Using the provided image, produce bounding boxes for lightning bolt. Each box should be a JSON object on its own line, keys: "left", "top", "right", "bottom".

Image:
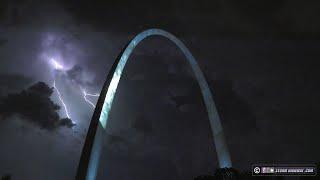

{"left": 50, "top": 58, "right": 71, "bottom": 119}
{"left": 53, "top": 79, "right": 71, "bottom": 119}
{"left": 50, "top": 58, "right": 98, "bottom": 112}
{"left": 81, "top": 87, "right": 99, "bottom": 108}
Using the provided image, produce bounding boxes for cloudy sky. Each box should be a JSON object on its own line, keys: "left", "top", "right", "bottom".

{"left": 0, "top": 0, "right": 320, "bottom": 179}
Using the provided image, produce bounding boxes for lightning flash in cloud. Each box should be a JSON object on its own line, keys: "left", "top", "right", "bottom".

{"left": 50, "top": 58, "right": 65, "bottom": 70}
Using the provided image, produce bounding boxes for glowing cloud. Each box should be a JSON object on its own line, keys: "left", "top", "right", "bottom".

{"left": 51, "top": 58, "right": 64, "bottom": 70}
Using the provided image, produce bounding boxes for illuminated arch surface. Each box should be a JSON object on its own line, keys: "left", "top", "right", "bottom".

{"left": 76, "top": 29, "right": 232, "bottom": 180}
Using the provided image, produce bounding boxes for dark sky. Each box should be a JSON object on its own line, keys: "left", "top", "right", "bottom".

{"left": 0, "top": 0, "right": 320, "bottom": 179}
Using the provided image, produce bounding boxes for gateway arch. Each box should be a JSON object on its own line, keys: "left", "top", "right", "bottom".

{"left": 76, "top": 29, "right": 232, "bottom": 180}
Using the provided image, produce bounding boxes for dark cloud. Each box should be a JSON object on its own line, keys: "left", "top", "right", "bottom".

{"left": 0, "top": 38, "right": 8, "bottom": 47}
{"left": 58, "top": 117, "right": 75, "bottom": 128}
{"left": 0, "top": 0, "right": 320, "bottom": 178}
{"left": 106, "top": 133, "right": 128, "bottom": 145}
{"left": 168, "top": 90, "right": 201, "bottom": 109}
{"left": 208, "top": 80, "right": 258, "bottom": 134}
{"left": 168, "top": 79, "right": 257, "bottom": 135}
{"left": 0, "top": 81, "right": 74, "bottom": 130}
{"left": 0, "top": 73, "right": 32, "bottom": 95}
{"left": 66, "top": 65, "right": 83, "bottom": 83}
{"left": 65, "top": 64, "right": 96, "bottom": 87}
{"left": 131, "top": 114, "right": 153, "bottom": 135}
{"left": 60, "top": 0, "right": 320, "bottom": 38}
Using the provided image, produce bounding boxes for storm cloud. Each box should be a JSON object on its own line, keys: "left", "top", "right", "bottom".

{"left": 0, "top": 81, "right": 74, "bottom": 130}
{"left": 1, "top": 0, "right": 320, "bottom": 179}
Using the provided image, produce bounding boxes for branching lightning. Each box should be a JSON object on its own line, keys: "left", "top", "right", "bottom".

{"left": 53, "top": 79, "right": 71, "bottom": 119}
{"left": 51, "top": 58, "right": 71, "bottom": 119}
{"left": 49, "top": 58, "right": 98, "bottom": 121}
{"left": 81, "top": 87, "right": 99, "bottom": 108}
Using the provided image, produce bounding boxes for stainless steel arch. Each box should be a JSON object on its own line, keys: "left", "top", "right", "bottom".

{"left": 76, "top": 29, "right": 232, "bottom": 180}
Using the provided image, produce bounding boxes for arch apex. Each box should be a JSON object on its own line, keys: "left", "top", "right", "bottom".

{"left": 76, "top": 29, "right": 232, "bottom": 180}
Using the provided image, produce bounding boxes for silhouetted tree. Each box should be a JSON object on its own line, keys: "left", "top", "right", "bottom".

{"left": 194, "top": 175, "right": 215, "bottom": 180}
{"left": 1, "top": 174, "right": 11, "bottom": 180}
{"left": 195, "top": 168, "right": 239, "bottom": 180}
{"left": 214, "top": 168, "right": 239, "bottom": 180}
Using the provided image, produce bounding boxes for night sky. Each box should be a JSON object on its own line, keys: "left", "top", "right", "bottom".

{"left": 0, "top": 0, "right": 320, "bottom": 179}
